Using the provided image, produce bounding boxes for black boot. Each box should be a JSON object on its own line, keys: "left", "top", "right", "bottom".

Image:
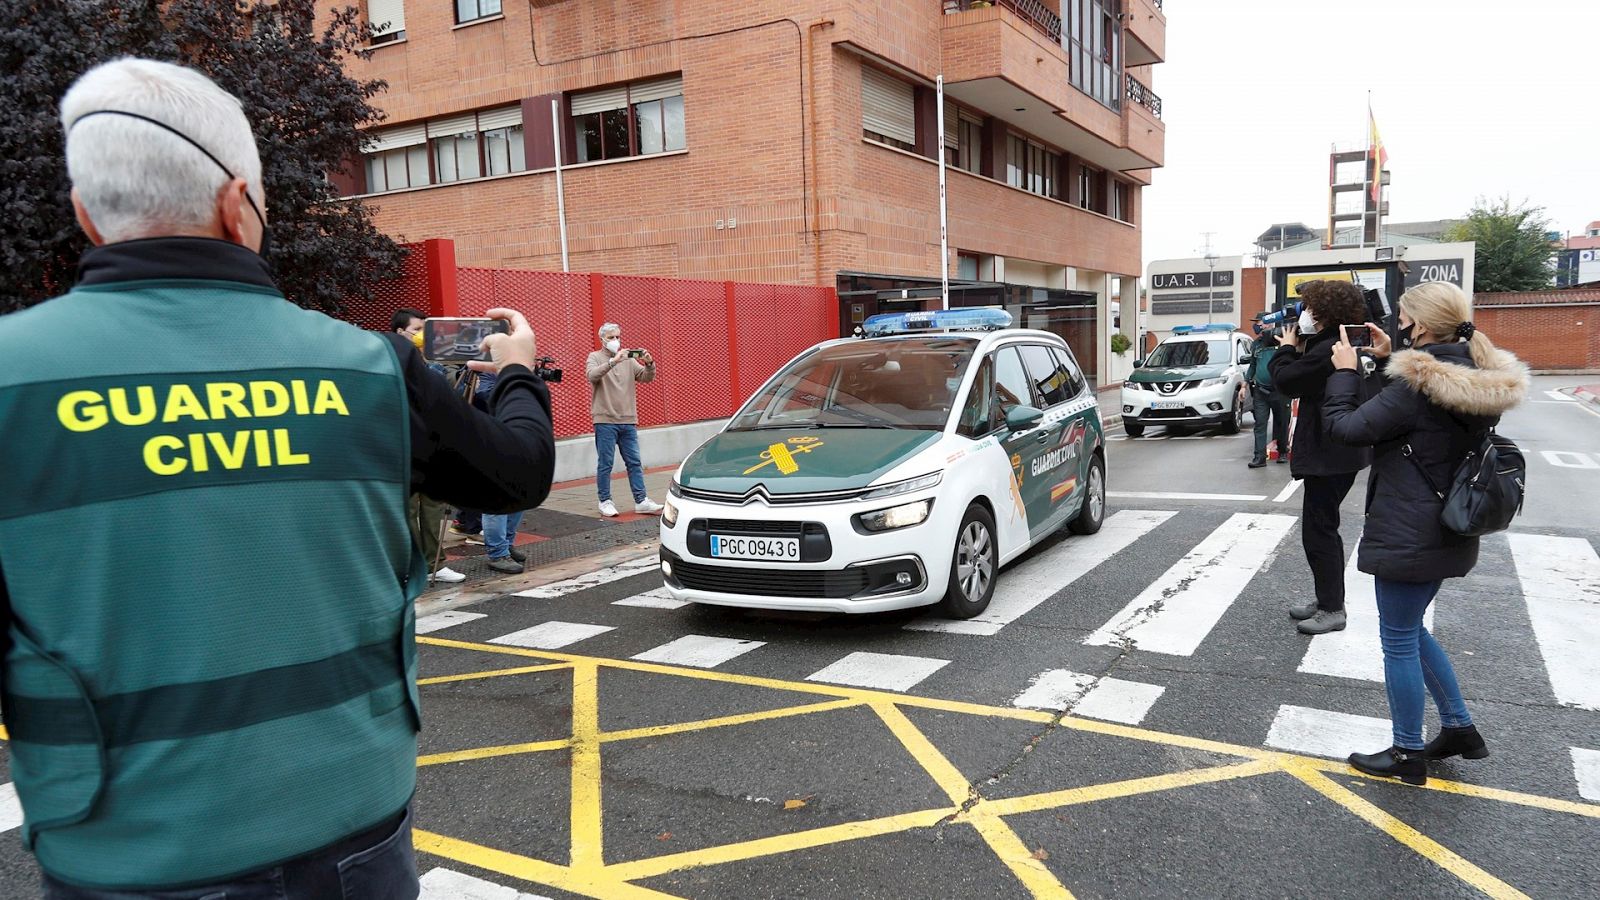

{"left": 1423, "top": 725, "right": 1488, "bottom": 761}
{"left": 1348, "top": 747, "right": 1427, "bottom": 785}
{"left": 1248, "top": 457, "right": 1267, "bottom": 468}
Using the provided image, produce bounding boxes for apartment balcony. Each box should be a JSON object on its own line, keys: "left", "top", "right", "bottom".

{"left": 1124, "top": 73, "right": 1164, "bottom": 167}
{"left": 1123, "top": 0, "right": 1166, "bottom": 66}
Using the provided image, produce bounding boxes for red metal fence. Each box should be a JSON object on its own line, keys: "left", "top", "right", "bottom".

{"left": 338, "top": 240, "right": 838, "bottom": 437}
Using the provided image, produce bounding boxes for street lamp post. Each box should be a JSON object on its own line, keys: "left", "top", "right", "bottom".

{"left": 1204, "top": 253, "right": 1218, "bottom": 325}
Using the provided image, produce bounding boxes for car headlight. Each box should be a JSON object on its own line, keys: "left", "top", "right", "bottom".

{"left": 668, "top": 479, "right": 683, "bottom": 498}
{"left": 662, "top": 497, "right": 679, "bottom": 528}
{"left": 861, "top": 472, "right": 942, "bottom": 500}
{"left": 1198, "top": 377, "right": 1227, "bottom": 388}
{"left": 855, "top": 499, "right": 933, "bottom": 533}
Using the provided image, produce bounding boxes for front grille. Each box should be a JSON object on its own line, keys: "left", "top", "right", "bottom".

{"left": 1154, "top": 381, "right": 1192, "bottom": 395}
{"left": 705, "top": 519, "right": 802, "bottom": 536}
{"left": 1145, "top": 408, "right": 1197, "bottom": 419}
{"left": 670, "top": 559, "right": 869, "bottom": 598}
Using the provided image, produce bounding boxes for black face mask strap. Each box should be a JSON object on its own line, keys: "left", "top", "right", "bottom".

{"left": 70, "top": 109, "right": 266, "bottom": 229}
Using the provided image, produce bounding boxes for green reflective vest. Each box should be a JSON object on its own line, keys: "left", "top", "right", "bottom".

{"left": 0, "top": 278, "right": 424, "bottom": 889}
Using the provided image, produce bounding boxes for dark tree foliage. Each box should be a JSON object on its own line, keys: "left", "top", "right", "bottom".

{"left": 0, "top": 0, "right": 402, "bottom": 315}
{"left": 1445, "top": 196, "right": 1558, "bottom": 294}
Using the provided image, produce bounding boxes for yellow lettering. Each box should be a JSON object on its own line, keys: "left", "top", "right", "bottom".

{"left": 273, "top": 428, "right": 310, "bottom": 466}
{"left": 250, "top": 382, "right": 289, "bottom": 417}
{"left": 107, "top": 386, "right": 157, "bottom": 426}
{"left": 143, "top": 435, "right": 187, "bottom": 475}
{"left": 57, "top": 391, "right": 107, "bottom": 432}
{"left": 311, "top": 380, "right": 349, "bottom": 416}
{"left": 206, "top": 383, "right": 251, "bottom": 420}
{"left": 290, "top": 380, "right": 311, "bottom": 415}
{"left": 187, "top": 432, "right": 211, "bottom": 472}
{"left": 206, "top": 431, "right": 252, "bottom": 469}
{"left": 162, "top": 384, "right": 208, "bottom": 423}
{"left": 252, "top": 429, "right": 271, "bottom": 466}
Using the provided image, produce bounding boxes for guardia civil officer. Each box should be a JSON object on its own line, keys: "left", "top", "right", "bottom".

{"left": 0, "top": 59, "right": 555, "bottom": 897}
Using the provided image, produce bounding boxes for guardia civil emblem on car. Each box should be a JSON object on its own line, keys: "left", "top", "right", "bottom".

{"left": 660, "top": 309, "right": 1107, "bottom": 618}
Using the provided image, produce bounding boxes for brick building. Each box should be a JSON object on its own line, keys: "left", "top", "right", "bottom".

{"left": 330, "top": 0, "right": 1166, "bottom": 384}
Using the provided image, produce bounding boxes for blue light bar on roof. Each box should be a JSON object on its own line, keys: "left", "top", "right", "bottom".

{"left": 861, "top": 308, "right": 1013, "bottom": 337}
{"left": 1171, "top": 323, "right": 1238, "bottom": 334}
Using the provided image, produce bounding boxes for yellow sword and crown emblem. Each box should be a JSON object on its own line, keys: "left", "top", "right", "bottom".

{"left": 743, "top": 436, "right": 825, "bottom": 475}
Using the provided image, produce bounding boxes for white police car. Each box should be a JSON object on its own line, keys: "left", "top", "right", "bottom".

{"left": 1119, "top": 324, "right": 1251, "bottom": 437}
{"left": 659, "top": 309, "right": 1106, "bottom": 618}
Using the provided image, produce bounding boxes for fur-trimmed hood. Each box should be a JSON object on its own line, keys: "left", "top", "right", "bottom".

{"left": 1387, "top": 344, "right": 1529, "bottom": 417}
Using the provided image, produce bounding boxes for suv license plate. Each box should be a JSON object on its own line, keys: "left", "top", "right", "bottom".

{"left": 710, "top": 535, "right": 800, "bottom": 562}
{"left": 1151, "top": 400, "right": 1185, "bottom": 410}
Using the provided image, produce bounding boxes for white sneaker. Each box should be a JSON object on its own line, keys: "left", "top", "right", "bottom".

{"left": 599, "top": 500, "right": 620, "bottom": 517}
{"left": 635, "top": 498, "right": 664, "bottom": 515}
{"left": 430, "top": 566, "right": 466, "bottom": 584}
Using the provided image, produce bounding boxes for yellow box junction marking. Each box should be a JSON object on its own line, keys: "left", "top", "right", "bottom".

{"left": 410, "top": 636, "right": 1600, "bottom": 900}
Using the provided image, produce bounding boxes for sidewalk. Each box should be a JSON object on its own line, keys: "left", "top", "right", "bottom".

{"left": 1573, "top": 384, "right": 1600, "bottom": 409}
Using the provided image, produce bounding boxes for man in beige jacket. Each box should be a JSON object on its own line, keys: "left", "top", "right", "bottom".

{"left": 586, "top": 322, "right": 663, "bottom": 517}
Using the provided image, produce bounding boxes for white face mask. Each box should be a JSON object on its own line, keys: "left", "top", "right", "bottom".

{"left": 604, "top": 338, "right": 621, "bottom": 353}
{"left": 1297, "top": 309, "right": 1318, "bottom": 335}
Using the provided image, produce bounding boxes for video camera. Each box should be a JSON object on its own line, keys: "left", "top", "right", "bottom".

{"left": 534, "top": 356, "right": 563, "bottom": 383}
{"left": 1259, "top": 302, "right": 1303, "bottom": 330}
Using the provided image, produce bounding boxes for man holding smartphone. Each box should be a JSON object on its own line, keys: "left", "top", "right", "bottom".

{"left": 587, "top": 322, "right": 663, "bottom": 517}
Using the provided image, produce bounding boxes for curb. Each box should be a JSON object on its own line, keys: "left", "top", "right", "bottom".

{"left": 1573, "top": 384, "right": 1600, "bottom": 408}
{"left": 415, "top": 540, "right": 657, "bottom": 618}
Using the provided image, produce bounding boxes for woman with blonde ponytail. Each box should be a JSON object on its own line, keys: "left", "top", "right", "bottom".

{"left": 1319, "top": 282, "right": 1528, "bottom": 785}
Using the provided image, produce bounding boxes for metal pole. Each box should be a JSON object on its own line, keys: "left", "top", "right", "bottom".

{"left": 936, "top": 76, "right": 950, "bottom": 311}
{"left": 551, "top": 99, "right": 570, "bottom": 273}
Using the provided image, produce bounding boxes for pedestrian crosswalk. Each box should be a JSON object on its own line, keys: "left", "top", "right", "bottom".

{"left": 419, "top": 867, "right": 552, "bottom": 900}
{"left": 411, "top": 508, "right": 1600, "bottom": 801}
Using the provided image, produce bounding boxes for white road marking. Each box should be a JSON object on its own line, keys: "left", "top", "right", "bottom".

{"left": 1544, "top": 390, "right": 1578, "bottom": 402}
{"left": 489, "top": 621, "right": 615, "bottom": 650}
{"left": 1265, "top": 705, "right": 1392, "bottom": 760}
{"left": 631, "top": 635, "right": 765, "bottom": 668}
{"left": 0, "top": 783, "right": 22, "bottom": 835}
{"left": 510, "top": 556, "right": 658, "bottom": 598}
{"left": 1085, "top": 513, "right": 1297, "bottom": 656}
{"left": 1507, "top": 533, "right": 1600, "bottom": 710}
{"left": 1299, "top": 545, "right": 1432, "bottom": 683}
{"left": 805, "top": 652, "right": 950, "bottom": 692}
{"left": 420, "top": 867, "right": 552, "bottom": 900}
{"left": 1539, "top": 450, "right": 1600, "bottom": 469}
{"left": 1011, "top": 670, "right": 1166, "bottom": 725}
{"left": 1108, "top": 491, "right": 1268, "bottom": 502}
{"left": 613, "top": 588, "right": 690, "bottom": 610}
{"left": 1271, "top": 479, "right": 1304, "bottom": 504}
{"left": 414, "top": 610, "right": 487, "bottom": 634}
{"left": 906, "top": 510, "right": 1176, "bottom": 635}
{"left": 1571, "top": 748, "right": 1600, "bottom": 802}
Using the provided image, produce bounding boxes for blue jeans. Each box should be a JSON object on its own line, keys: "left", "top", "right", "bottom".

{"left": 595, "top": 423, "right": 646, "bottom": 503}
{"left": 1375, "top": 577, "right": 1473, "bottom": 750}
{"left": 42, "top": 806, "right": 417, "bottom": 899}
{"left": 483, "top": 510, "right": 524, "bottom": 559}
{"left": 1251, "top": 388, "right": 1289, "bottom": 460}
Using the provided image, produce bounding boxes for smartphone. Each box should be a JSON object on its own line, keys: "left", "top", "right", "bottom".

{"left": 1342, "top": 324, "right": 1373, "bottom": 349}
{"left": 423, "top": 317, "right": 510, "bottom": 362}
{"left": 627, "top": 349, "right": 646, "bottom": 359}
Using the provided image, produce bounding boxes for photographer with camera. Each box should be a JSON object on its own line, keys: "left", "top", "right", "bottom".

{"left": 1268, "top": 280, "right": 1374, "bottom": 635}
{"left": 0, "top": 59, "right": 555, "bottom": 897}
{"left": 1321, "top": 282, "right": 1528, "bottom": 784}
{"left": 587, "top": 323, "right": 663, "bottom": 517}
{"left": 1245, "top": 313, "right": 1290, "bottom": 469}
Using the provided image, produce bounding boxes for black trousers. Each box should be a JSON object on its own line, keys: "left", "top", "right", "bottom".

{"left": 1301, "top": 472, "right": 1357, "bottom": 612}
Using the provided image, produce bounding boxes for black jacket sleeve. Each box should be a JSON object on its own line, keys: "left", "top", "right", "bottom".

{"left": 1267, "top": 339, "right": 1333, "bottom": 400}
{"left": 385, "top": 333, "right": 556, "bottom": 514}
{"left": 1323, "top": 368, "right": 1420, "bottom": 448}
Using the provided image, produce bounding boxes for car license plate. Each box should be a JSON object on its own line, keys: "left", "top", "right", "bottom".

{"left": 710, "top": 535, "right": 800, "bottom": 562}
{"left": 1151, "top": 400, "right": 1185, "bottom": 410}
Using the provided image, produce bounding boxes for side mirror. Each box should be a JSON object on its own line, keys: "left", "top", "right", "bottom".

{"left": 1005, "top": 405, "right": 1045, "bottom": 432}
{"left": 1131, "top": 358, "right": 1144, "bottom": 368}
{"left": 1240, "top": 354, "right": 1253, "bottom": 366}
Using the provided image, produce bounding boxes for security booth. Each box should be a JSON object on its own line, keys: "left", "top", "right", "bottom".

{"left": 1263, "top": 242, "right": 1476, "bottom": 326}
{"left": 836, "top": 272, "right": 1099, "bottom": 388}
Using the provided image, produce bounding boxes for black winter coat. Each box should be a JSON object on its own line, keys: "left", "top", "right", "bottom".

{"left": 1323, "top": 342, "right": 1529, "bottom": 583}
{"left": 1267, "top": 327, "right": 1373, "bottom": 478}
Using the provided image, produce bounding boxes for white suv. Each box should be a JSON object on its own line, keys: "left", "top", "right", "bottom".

{"left": 1120, "top": 325, "right": 1250, "bottom": 438}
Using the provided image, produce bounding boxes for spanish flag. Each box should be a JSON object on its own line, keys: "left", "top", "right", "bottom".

{"left": 1368, "top": 108, "right": 1388, "bottom": 203}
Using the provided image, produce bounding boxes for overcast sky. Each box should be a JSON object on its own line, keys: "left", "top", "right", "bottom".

{"left": 1141, "top": 0, "right": 1600, "bottom": 267}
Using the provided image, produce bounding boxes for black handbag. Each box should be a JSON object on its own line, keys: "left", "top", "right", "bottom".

{"left": 1404, "top": 430, "right": 1526, "bottom": 537}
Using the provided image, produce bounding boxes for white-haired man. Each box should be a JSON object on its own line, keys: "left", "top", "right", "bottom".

{"left": 586, "top": 322, "right": 662, "bottom": 516}
{"left": 0, "top": 59, "right": 557, "bottom": 897}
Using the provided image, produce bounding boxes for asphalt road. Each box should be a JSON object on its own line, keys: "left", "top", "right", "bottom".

{"left": 0, "top": 376, "right": 1596, "bottom": 899}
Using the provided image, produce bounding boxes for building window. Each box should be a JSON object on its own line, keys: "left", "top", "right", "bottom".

{"left": 368, "top": 0, "right": 406, "bottom": 44}
{"left": 363, "top": 123, "right": 429, "bottom": 192}
{"left": 1113, "top": 180, "right": 1132, "bottom": 222}
{"left": 361, "top": 106, "right": 525, "bottom": 194}
{"left": 1067, "top": 0, "right": 1121, "bottom": 112}
{"left": 1078, "top": 165, "right": 1104, "bottom": 212}
{"left": 571, "top": 76, "right": 685, "bottom": 164}
{"left": 455, "top": 0, "right": 500, "bottom": 24}
{"left": 861, "top": 66, "right": 916, "bottom": 152}
{"left": 942, "top": 104, "right": 984, "bottom": 174}
{"left": 1007, "top": 133, "right": 1061, "bottom": 200}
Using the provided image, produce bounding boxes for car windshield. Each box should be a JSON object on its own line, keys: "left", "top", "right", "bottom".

{"left": 728, "top": 337, "right": 977, "bottom": 432}
{"left": 1145, "top": 338, "right": 1229, "bottom": 368}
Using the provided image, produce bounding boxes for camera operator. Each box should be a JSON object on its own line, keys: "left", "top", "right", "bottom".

{"left": 0, "top": 59, "right": 554, "bottom": 898}
{"left": 1268, "top": 279, "right": 1374, "bottom": 636}
{"left": 1245, "top": 313, "right": 1290, "bottom": 469}
{"left": 587, "top": 323, "right": 663, "bottom": 517}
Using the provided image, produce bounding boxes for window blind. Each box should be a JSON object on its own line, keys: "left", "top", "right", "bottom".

{"left": 569, "top": 85, "right": 629, "bottom": 116}
{"left": 628, "top": 76, "right": 683, "bottom": 104}
{"left": 368, "top": 0, "right": 405, "bottom": 36}
{"left": 861, "top": 67, "right": 914, "bottom": 146}
{"left": 426, "top": 113, "right": 477, "bottom": 138}
{"left": 476, "top": 105, "right": 522, "bottom": 130}
{"left": 365, "top": 123, "right": 426, "bottom": 153}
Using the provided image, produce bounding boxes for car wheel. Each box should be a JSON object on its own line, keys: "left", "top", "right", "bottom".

{"left": 1122, "top": 419, "right": 1145, "bottom": 438}
{"left": 1222, "top": 392, "right": 1243, "bottom": 435}
{"left": 1069, "top": 454, "right": 1106, "bottom": 535}
{"left": 939, "top": 504, "right": 998, "bottom": 619}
